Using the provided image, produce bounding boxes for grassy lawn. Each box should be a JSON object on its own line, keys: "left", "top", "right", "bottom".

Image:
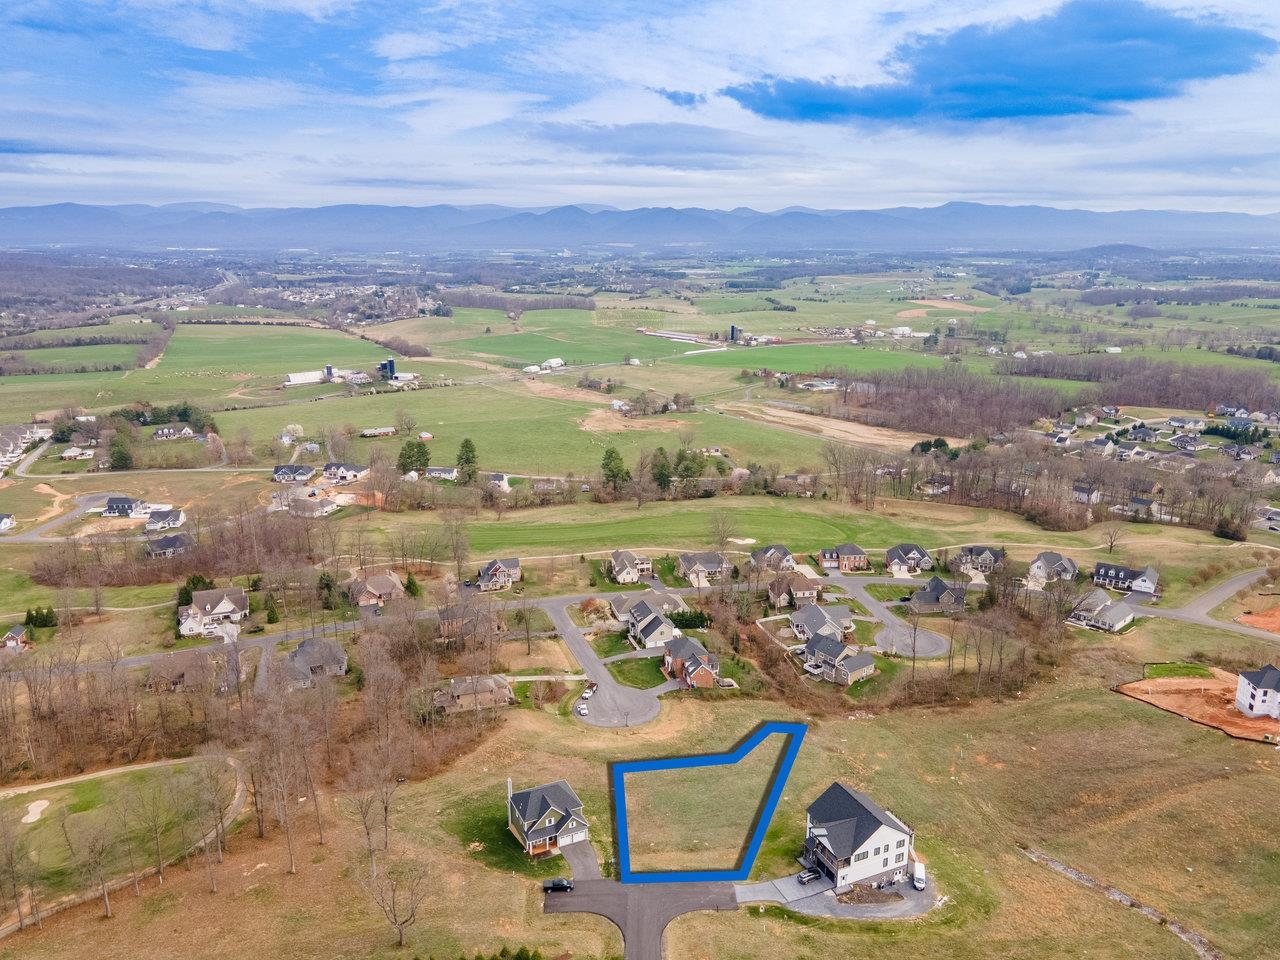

{"left": 864, "top": 583, "right": 913, "bottom": 602}
{"left": 440, "top": 783, "right": 579, "bottom": 880}
{"left": 590, "top": 630, "right": 633, "bottom": 658}
{"left": 622, "top": 729, "right": 787, "bottom": 872}
{"left": 1143, "top": 661, "right": 1215, "bottom": 679}
{"left": 503, "top": 607, "right": 554, "bottom": 634}
{"left": 0, "top": 760, "right": 232, "bottom": 898}
{"left": 845, "top": 653, "right": 905, "bottom": 700}
{"left": 606, "top": 656, "right": 666, "bottom": 689}
{"left": 585, "top": 559, "right": 638, "bottom": 592}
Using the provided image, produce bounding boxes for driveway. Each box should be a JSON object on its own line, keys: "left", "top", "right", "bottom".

{"left": 832, "top": 575, "right": 951, "bottom": 657}
{"left": 735, "top": 872, "right": 936, "bottom": 920}
{"left": 545, "top": 878, "right": 738, "bottom": 960}
{"left": 559, "top": 839, "right": 602, "bottom": 880}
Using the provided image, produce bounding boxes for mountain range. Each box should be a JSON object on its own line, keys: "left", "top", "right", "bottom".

{"left": 3, "top": 201, "right": 1280, "bottom": 253}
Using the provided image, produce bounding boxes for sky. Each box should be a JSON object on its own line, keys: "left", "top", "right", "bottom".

{"left": 2, "top": 0, "right": 1280, "bottom": 211}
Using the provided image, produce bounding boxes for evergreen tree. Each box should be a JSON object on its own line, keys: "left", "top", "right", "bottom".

{"left": 397, "top": 439, "right": 431, "bottom": 474}
{"left": 109, "top": 434, "right": 134, "bottom": 471}
{"left": 456, "top": 438, "right": 479, "bottom": 484}
{"left": 651, "top": 446, "right": 673, "bottom": 493}
{"left": 601, "top": 446, "right": 630, "bottom": 493}
{"left": 405, "top": 570, "right": 422, "bottom": 598}
{"left": 265, "top": 593, "right": 280, "bottom": 624}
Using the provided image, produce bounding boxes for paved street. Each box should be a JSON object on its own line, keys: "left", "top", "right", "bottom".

{"left": 830, "top": 574, "right": 953, "bottom": 657}
{"left": 735, "top": 871, "right": 936, "bottom": 920}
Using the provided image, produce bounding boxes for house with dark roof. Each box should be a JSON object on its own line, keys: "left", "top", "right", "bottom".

{"left": 884, "top": 544, "right": 932, "bottom": 577}
{"left": 284, "top": 637, "right": 348, "bottom": 690}
{"left": 1235, "top": 664, "right": 1280, "bottom": 720}
{"left": 507, "top": 779, "right": 589, "bottom": 857}
{"left": 663, "top": 635, "right": 720, "bottom": 688}
{"left": 478, "top": 557, "right": 522, "bottom": 592}
{"left": 348, "top": 571, "right": 405, "bottom": 608}
{"left": 804, "top": 633, "right": 873, "bottom": 686}
{"left": 1066, "top": 588, "right": 1136, "bottom": 632}
{"left": 2, "top": 624, "right": 29, "bottom": 653}
{"left": 1092, "top": 563, "right": 1159, "bottom": 594}
{"left": 145, "top": 532, "right": 195, "bottom": 559}
{"left": 178, "top": 586, "right": 249, "bottom": 637}
{"left": 804, "top": 782, "right": 914, "bottom": 891}
{"left": 104, "top": 496, "right": 149, "bottom": 519}
{"left": 1071, "top": 482, "right": 1102, "bottom": 505}
{"left": 323, "top": 462, "right": 369, "bottom": 482}
{"left": 144, "top": 508, "right": 186, "bottom": 532}
{"left": 819, "top": 543, "right": 868, "bottom": 572}
{"left": 790, "top": 604, "right": 852, "bottom": 644}
{"left": 272, "top": 464, "right": 317, "bottom": 483}
{"left": 907, "top": 576, "right": 965, "bottom": 614}
{"left": 609, "top": 590, "right": 685, "bottom": 623}
{"left": 630, "top": 610, "right": 675, "bottom": 649}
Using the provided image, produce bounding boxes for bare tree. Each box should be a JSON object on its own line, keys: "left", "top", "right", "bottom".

{"left": 1102, "top": 521, "right": 1125, "bottom": 554}
{"left": 708, "top": 509, "right": 737, "bottom": 553}
{"left": 361, "top": 858, "right": 429, "bottom": 948}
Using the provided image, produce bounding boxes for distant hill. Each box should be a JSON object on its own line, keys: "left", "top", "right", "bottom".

{"left": 2, "top": 200, "right": 1279, "bottom": 253}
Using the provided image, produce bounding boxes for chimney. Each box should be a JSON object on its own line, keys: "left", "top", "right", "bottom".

{"left": 507, "top": 777, "right": 513, "bottom": 801}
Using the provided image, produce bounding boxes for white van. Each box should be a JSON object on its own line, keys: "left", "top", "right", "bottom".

{"left": 911, "top": 861, "right": 927, "bottom": 891}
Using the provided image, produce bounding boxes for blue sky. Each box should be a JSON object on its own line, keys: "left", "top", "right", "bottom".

{"left": 2, "top": 0, "right": 1279, "bottom": 210}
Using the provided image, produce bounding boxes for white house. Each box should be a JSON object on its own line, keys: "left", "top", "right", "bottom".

{"left": 178, "top": 587, "right": 249, "bottom": 637}
{"left": 609, "top": 549, "right": 653, "bottom": 584}
{"left": 804, "top": 782, "right": 914, "bottom": 891}
{"left": 1235, "top": 664, "right": 1280, "bottom": 719}
{"left": 540, "top": 357, "right": 566, "bottom": 370}
{"left": 1028, "top": 551, "right": 1079, "bottom": 586}
{"left": 0, "top": 514, "right": 15, "bottom": 533}
{"left": 884, "top": 544, "right": 932, "bottom": 577}
{"left": 1092, "top": 563, "right": 1159, "bottom": 594}
{"left": 145, "top": 509, "right": 186, "bottom": 532}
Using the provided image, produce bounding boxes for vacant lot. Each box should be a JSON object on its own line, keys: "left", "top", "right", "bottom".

{"left": 1118, "top": 667, "right": 1280, "bottom": 741}
{"left": 623, "top": 730, "right": 787, "bottom": 873}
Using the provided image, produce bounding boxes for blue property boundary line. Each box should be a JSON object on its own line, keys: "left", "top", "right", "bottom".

{"left": 612, "top": 720, "right": 808, "bottom": 884}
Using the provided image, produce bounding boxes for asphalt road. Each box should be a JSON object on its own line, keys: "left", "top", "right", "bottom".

{"left": 0, "top": 491, "right": 125, "bottom": 543}
{"left": 831, "top": 573, "right": 952, "bottom": 657}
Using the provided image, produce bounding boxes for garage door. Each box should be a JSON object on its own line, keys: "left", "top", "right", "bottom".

{"left": 563, "top": 830, "right": 587, "bottom": 845}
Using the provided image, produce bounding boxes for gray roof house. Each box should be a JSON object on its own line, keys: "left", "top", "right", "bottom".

{"left": 804, "top": 633, "right": 874, "bottom": 686}
{"left": 750, "top": 544, "right": 795, "bottom": 571}
{"left": 145, "top": 532, "right": 195, "bottom": 559}
{"left": 284, "top": 637, "right": 348, "bottom": 690}
{"left": 609, "top": 549, "right": 653, "bottom": 584}
{"left": 948, "top": 546, "right": 1006, "bottom": 575}
{"left": 907, "top": 576, "right": 965, "bottom": 614}
{"left": 1029, "top": 551, "right": 1079, "bottom": 584}
{"left": 677, "top": 551, "right": 728, "bottom": 586}
{"left": 478, "top": 557, "right": 522, "bottom": 591}
{"left": 790, "top": 604, "right": 851, "bottom": 644}
{"left": 804, "top": 783, "right": 914, "bottom": 892}
{"left": 884, "top": 544, "right": 932, "bottom": 575}
{"left": 507, "top": 779, "right": 589, "bottom": 857}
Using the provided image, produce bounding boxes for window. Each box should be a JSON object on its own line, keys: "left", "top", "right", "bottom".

{"left": 896, "top": 839, "right": 906, "bottom": 849}
{"left": 854, "top": 851, "right": 868, "bottom": 862}
{"left": 883, "top": 857, "right": 889, "bottom": 868}
{"left": 895, "top": 853, "right": 905, "bottom": 864}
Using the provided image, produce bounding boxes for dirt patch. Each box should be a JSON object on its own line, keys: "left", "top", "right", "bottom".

{"left": 894, "top": 309, "right": 928, "bottom": 319}
{"left": 720, "top": 402, "right": 965, "bottom": 452}
{"left": 495, "top": 638, "right": 574, "bottom": 674}
{"left": 1238, "top": 606, "right": 1280, "bottom": 635}
{"left": 836, "top": 884, "right": 903, "bottom": 905}
{"left": 524, "top": 378, "right": 612, "bottom": 404}
{"left": 29, "top": 483, "right": 73, "bottom": 522}
{"left": 1117, "top": 668, "right": 1280, "bottom": 742}
{"left": 579, "top": 408, "right": 686, "bottom": 434}
{"left": 910, "top": 299, "right": 990, "bottom": 313}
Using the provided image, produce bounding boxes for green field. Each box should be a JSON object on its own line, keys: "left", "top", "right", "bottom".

{"left": 623, "top": 730, "right": 786, "bottom": 872}
{"left": 606, "top": 656, "right": 666, "bottom": 689}
{"left": 672, "top": 343, "right": 946, "bottom": 374}
{"left": 1143, "top": 661, "right": 1214, "bottom": 679}
{"left": 158, "top": 323, "right": 391, "bottom": 374}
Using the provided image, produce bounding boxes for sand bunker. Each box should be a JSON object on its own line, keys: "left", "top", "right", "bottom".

{"left": 727, "top": 537, "right": 757, "bottom": 545}
{"left": 22, "top": 799, "right": 49, "bottom": 824}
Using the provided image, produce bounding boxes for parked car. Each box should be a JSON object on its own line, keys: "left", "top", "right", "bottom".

{"left": 543, "top": 878, "right": 574, "bottom": 893}
{"left": 797, "top": 869, "right": 821, "bottom": 885}
{"left": 576, "top": 704, "right": 589, "bottom": 716}
{"left": 581, "top": 687, "right": 595, "bottom": 700}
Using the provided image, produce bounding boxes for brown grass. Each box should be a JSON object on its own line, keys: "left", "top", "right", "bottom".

{"left": 579, "top": 408, "right": 686, "bottom": 433}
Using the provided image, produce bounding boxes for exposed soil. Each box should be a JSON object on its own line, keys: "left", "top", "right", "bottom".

{"left": 524, "top": 378, "right": 613, "bottom": 404}
{"left": 1117, "top": 668, "right": 1280, "bottom": 742}
{"left": 894, "top": 309, "right": 928, "bottom": 319}
{"left": 30, "top": 483, "right": 72, "bottom": 523}
{"left": 1238, "top": 605, "right": 1280, "bottom": 635}
{"left": 910, "top": 299, "right": 990, "bottom": 313}
{"left": 579, "top": 408, "right": 686, "bottom": 433}
{"left": 720, "top": 402, "right": 964, "bottom": 451}
{"left": 836, "top": 884, "right": 903, "bottom": 904}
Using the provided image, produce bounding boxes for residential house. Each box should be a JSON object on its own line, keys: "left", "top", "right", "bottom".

{"left": 349, "top": 571, "right": 405, "bottom": 608}
{"left": 0, "top": 514, "right": 15, "bottom": 533}
{"left": 425, "top": 466, "right": 459, "bottom": 482}
{"left": 146, "top": 649, "right": 217, "bottom": 693}
{"left": 1129, "top": 495, "right": 1158, "bottom": 517}
{"left": 1028, "top": 551, "right": 1079, "bottom": 585}
{"left": 1167, "top": 416, "right": 1206, "bottom": 431}
{"left": 948, "top": 546, "right": 1006, "bottom": 576}
{"left": 907, "top": 576, "right": 966, "bottom": 614}
{"left": 804, "top": 783, "right": 914, "bottom": 891}
{"left": 145, "top": 509, "right": 186, "bottom": 532}
{"left": 145, "top": 532, "right": 195, "bottom": 559}
{"left": 819, "top": 544, "right": 868, "bottom": 572}
{"left": 323, "top": 462, "right": 369, "bottom": 482}
{"left": 432, "top": 675, "right": 515, "bottom": 714}
{"left": 1071, "top": 482, "right": 1102, "bottom": 505}
{"left": 2, "top": 624, "right": 28, "bottom": 652}
{"left": 1051, "top": 432, "right": 1072, "bottom": 447}
{"left": 1226, "top": 416, "right": 1254, "bottom": 431}
{"left": 104, "top": 496, "right": 149, "bottom": 519}
{"left": 768, "top": 574, "right": 820, "bottom": 608}
{"left": 884, "top": 544, "right": 933, "bottom": 577}
{"left": 489, "top": 472, "right": 512, "bottom": 492}
{"left": 677, "top": 551, "right": 728, "bottom": 587}
{"left": 804, "top": 633, "right": 874, "bottom": 686}
{"left": 663, "top": 635, "right": 720, "bottom": 688}
{"left": 916, "top": 476, "right": 951, "bottom": 496}
{"left": 1235, "top": 664, "right": 1280, "bottom": 719}
{"left": 1169, "top": 433, "right": 1209, "bottom": 452}
{"left": 435, "top": 601, "right": 501, "bottom": 641}
{"left": 153, "top": 425, "right": 195, "bottom": 440}
{"left": 60, "top": 445, "right": 93, "bottom": 460}
{"left": 289, "top": 497, "right": 340, "bottom": 518}
{"left": 609, "top": 590, "right": 685, "bottom": 623}
{"left": 1068, "top": 588, "right": 1136, "bottom": 632}
{"left": 630, "top": 609, "right": 676, "bottom": 649}
{"left": 359, "top": 427, "right": 397, "bottom": 438}
{"left": 750, "top": 544, "right": 796, "bottom": 572}
{"left": 178, "top": 586, "right": 249, "bottom": 637}
{"left": 1092, "top": 563, "right": 1160, "bottom": 594}
{"left": 283, "top": 637, "right": 348, "bottom": 690}
{"left": 1053, "top": 421, "right": 1078, "bottom": 435}
{"left": 1083, "top": 436, "right": 1114, "bottom": 457}
{"left": 477, "top": 557, "right": 522, "bottom": 592}
{"left": 1116, "top": 442, "right": 1152, "bottom": 462}
{"left": 1101, "top": 406, "right": 1122, "bottom": 418}
{"left": 609, "top": 549, "right": 653, "bottom": 584}
{"left": 272, "top": 464, "right": 317, "bottom": 483}
{"left": 1130, "top": 426, "right": 1157, "bottom": 443}
{"left": 789, "top": 604, "right": 852, "bottom": 644}
{"left": 507, "top": 779, "right": 588, "bottom": 857}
